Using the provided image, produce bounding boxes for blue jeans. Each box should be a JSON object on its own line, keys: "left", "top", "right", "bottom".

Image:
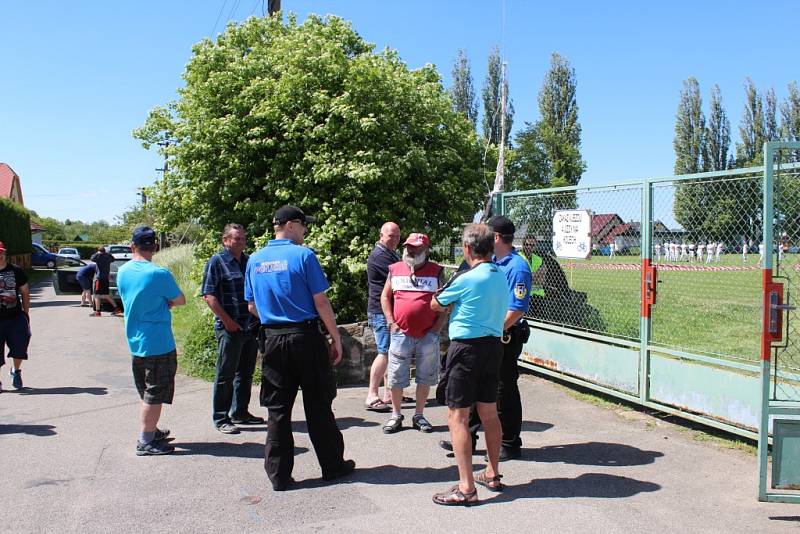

{"left": 387, "top": 330, "right": 440, "bottom": 388}
{"left": 212, "top": 329, "right": 258, "bottom": 426}
{"left": 367, "top": 312, "right": 390, "bottom": 354}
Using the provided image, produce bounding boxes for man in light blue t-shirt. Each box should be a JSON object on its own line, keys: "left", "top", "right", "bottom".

{"left": 117, "top": 227, "right": 185, "bottom": 456}
{"left": 429, "top": 223, "right": 507, "bottom": 506}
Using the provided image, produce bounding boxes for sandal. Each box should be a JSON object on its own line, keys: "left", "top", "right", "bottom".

{"left": 412, "top": 414, "right": 433, "bottom": 433}
{"left": 474, "top": 470, "right": 504, "bottom": 492}
{"left": 382, "top": 414, "right": 404, "bottom": 434}
{"left": 365, "top": 399, "right": 391, "bottom": 413}
{"left": 432, "top": 485, "right": 479, "bottom": 506}
{"left": 402, "top": 396, "right": 414, "bottom": 403}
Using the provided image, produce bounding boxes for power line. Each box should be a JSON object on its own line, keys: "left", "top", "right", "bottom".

{"left": 210, "top": 0, "right": 230, "bottom": 37}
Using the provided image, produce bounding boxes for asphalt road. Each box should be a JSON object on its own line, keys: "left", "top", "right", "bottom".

{"left": 3, "top": 282, "right": 800, "bottom": 533}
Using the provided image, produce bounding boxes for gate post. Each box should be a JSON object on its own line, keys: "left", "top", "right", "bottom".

{"left": 758, "top": 143, "right": 774, "bottom": 501}
{"left": 639, "top": 179, "right": 654, "bottom": 402}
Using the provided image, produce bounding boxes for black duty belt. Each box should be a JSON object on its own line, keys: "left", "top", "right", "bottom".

{"left": 260, "top": 319, "right": 323, "bottom": 337}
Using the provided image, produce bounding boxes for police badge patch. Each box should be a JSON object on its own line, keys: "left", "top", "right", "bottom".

{"left": 514, "top": 283, "right": 527, "bottom": 300}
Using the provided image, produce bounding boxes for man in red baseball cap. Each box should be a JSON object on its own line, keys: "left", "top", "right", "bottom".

{"left": 0, "top": 241, "right": 31, "bottom": 391}
{"left": 379, "top": 232, "right": 446, "bottom": 434}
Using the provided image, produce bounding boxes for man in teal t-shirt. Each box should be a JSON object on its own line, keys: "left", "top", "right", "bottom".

{"left": 429, "top": 223, "right": 507, "bottom": 506}
{"left": 117, "top": 227, "right": 186, "bottom": 456}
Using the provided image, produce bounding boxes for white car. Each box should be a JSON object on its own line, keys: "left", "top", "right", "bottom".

{"left": 107, "top": 244, "right": 133, "bottom": 260}
{"left": 57, "top": 247, "right": 81, "bottom": 260}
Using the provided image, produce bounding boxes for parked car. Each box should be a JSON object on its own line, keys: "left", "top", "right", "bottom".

{"left": 31, "top": 242, "right": 59, "bottom": 269}
{"left": 52, "top": 257, "right": 127, "bottom": 309}
{"left": 106, "top": 244, "right": 133, "bottom": 260}
{"left": 57, "top": 247, "right": 81, "bottom": 260}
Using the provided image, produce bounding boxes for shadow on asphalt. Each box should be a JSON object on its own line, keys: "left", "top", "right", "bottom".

{"left": 30, "top": 300, "right": 81, "bottom": 309}
{"left": 0, "top": 424, "right": 57, "bottom": 436}
{"left": 173, "top": 441, "right": 308, "bottom": 458}
{"left": 529, "top": 442, "right": 664, "bottom": 466}
{"left": 522, "top": 420, "right": 554, "bottom": 432}
{"left": 290, "top": 463, "right": 471, "bottom": 490}
{"left": 484, "top": 473, "right": 661, "bottom": 503}
{"left": 18, "top": 386, "right": 108, "bottom": 396}
{"left": 294, "top": 417, "right": 379, "bottom": 433}
{"left": 770, "top": 516, "right": 800, "bottom": 522}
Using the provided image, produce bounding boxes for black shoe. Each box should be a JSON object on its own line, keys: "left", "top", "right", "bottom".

{"left": 154, "top": 428, "right": 171, "bottom": 441}
{"left": 439, "top": 437, "right": 478, "bottom": 454}
{"left": 231, "top": 413, "right": 266, "bottom": 425}
{"left": 272, "top": 477, "right": 296, "bottom": 491}
{"left": 322, "top": 459, "right": 356, "bottom": 481}
{"left": 485, "top": 447, "right": 522, "bottom": 462}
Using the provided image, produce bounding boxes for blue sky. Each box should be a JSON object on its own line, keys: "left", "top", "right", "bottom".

{"left": 1, "top": 1, "right": 798, "bottom": 223}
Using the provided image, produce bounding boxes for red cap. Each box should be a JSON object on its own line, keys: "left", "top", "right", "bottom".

{"left": 0, "top": 241, "right": 6, "bottom": 252}
{"left": 404, "top": 233, "right": 429, "bottom": 247}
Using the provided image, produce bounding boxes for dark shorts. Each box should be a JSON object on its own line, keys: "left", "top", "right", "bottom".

{"left": 132, "top": 350, "right": 178, "bottom": 405}
{"left": 444, "top": 336, "right": 502, "bottom": 409}
{"left": 0, "top": 314, "right": 31, "bottom": 367}
{"left": 94, "top": 278, "right": 110, "bottom": 295}
{"left": 77, "top": 276, "right": 92, "bottom": 291}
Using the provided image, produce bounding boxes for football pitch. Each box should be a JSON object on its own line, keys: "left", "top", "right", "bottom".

{"left": 554, "top": 253, "right": 767, "bottom": 364}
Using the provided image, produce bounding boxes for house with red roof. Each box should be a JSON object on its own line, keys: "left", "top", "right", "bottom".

{"left": 0, "top": 162, "right": 43, "bottom": 244}
{"left": 0, "top": 163, "right": 24, "bottom": 204}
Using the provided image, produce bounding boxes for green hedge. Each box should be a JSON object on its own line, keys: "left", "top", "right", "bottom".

{"left": 43, "top": 241, "right": 106, "bottom": 259}
{"left": 0, "top": 198, "right": 31, "bottom": 255}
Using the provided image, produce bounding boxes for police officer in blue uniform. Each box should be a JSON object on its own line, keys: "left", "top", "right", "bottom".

{"left": 245, "top": 205, "right": 355, "bottom": 491}
{"left": 487, "top": 215, "right": 532, "bottom": 460}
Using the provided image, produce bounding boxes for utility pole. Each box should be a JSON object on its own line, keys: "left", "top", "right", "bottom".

{"left": 268, "top": 0, "right": 281, "bottom": 16}
{"left": 482, "top": 61, "right": 508, "bottom": 221}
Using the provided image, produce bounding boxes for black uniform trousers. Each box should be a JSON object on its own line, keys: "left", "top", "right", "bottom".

{"left": 467, "top": 324, "right": 524, "bottom": 450}
{"left": 259, "top": 327, "right": 345, "bottom": 485}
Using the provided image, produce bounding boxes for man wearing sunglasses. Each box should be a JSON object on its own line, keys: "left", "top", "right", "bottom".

{"left": 245, "top": 205, "right": 354, "bottom": 491}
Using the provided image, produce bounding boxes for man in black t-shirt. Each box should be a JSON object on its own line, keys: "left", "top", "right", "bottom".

{"left": 0, "top": 241, "right": 30, "bottom": 391}
{"left": 89, "top": 247, "right": 121, "bottom": 317}
{"left": 364, "top": 222, "right": 401, "bottom": 412}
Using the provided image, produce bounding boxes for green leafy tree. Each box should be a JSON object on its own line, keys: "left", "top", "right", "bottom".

{"left": 134, "top": 15, "right": 483, "bottom": 321}
{"left": 673, "top": 77, "right": 705, "bottom": 174}
{"left": 450, "top": 49, "right": 477, "bottom": 129}
{"left": 533, "top": 52, "right": 585, "bottom": 187}
{"left": 702, "top": 84, "right": 730, "bottom": 172}
{"left": 508, "top": 123, "right": 548, "bottom": 190}
{"left": 481, "top": 47, "right": 513, "bottom": 146}
{"left": 736, "top": 78, "right": 766, "bottom": 166}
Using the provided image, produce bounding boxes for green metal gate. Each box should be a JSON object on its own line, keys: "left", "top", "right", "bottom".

{"left": 499, "top": 153, "right": 778, "bottom": 441}
{"left": 758, "top": 141, "right": 800, "bottom": 503}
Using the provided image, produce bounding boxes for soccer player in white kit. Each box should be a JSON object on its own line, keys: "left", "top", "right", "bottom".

{"left": 742, "top": 241, "right": 749, "bottom": 263}
{"left": 706, "top": 242, "right": 715, "bottom": 263}
{"left": 696, "top": 242, "right": 705, "bottom": 263}
{"left": 654, "top": 243, "right": 662, "bottom": 263}
{"left": 758, "top": 242, "right": 766, "bottom": 267}
{"left": 715, "top": 242, "right": 723, "bottom": 262}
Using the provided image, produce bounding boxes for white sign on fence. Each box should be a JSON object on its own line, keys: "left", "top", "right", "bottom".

{"left": 552, "top": 209, "right": 593, "bottom": 259}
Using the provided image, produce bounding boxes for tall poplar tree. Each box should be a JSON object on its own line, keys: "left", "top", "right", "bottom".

{"left": 736, "top": 78, "right": 766, "bottom": 166}
{"left": 702, "top": 84, "right": 730, "bottom": 171}
{"left": 780, "top": 82, "right": 800, "bottom": 142}
{"left": 765, "top": 88, "right": 779, "bottom": 142}
{"left": 533, "top": 52, "right": 585, "bottom": 186}
{"left": 673, "top": 77, "right": 705, "bottom": 174}
{"left": 450, "top": 49, "right": 478, "bottom": 129}
{"left": 481, "top": 47, "right": 513, "bottom": 146}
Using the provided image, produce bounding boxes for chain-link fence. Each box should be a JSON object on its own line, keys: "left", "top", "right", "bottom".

{"left": 504, "top": 184, "right": 643, "bottom": 340}
{"left": 771, "top": 147, "right": 800, "bottom": 400}
{"left": 650, "top": 173, "right": 764, "bottom": 362}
